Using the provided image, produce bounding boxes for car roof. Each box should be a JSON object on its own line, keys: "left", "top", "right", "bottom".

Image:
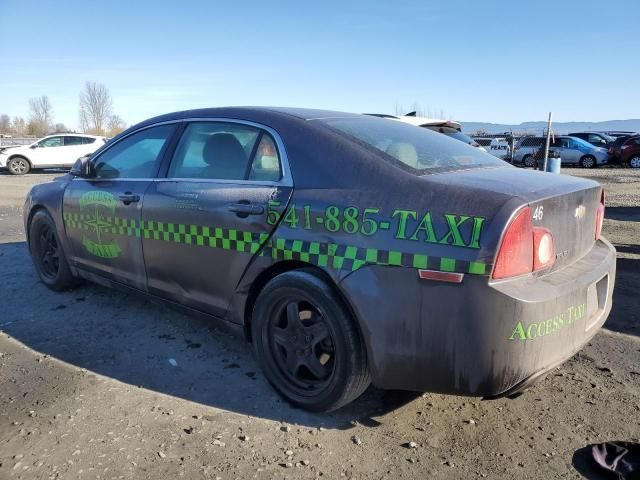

{"left": 138, "top": 106, "right": 362, "bottom": 125}
{"left": 45, "top": 133, "right": 102, "bottom": 138}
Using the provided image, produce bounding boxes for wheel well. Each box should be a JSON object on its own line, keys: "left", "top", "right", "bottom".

{"left": 8, "top": 154, "right": 32, "bottom": 166}
{"left": 25, "top": 205, "right": 48, "bottom": 248}
{"left": 243, "top": 261, "right": 359, "bottom": 343}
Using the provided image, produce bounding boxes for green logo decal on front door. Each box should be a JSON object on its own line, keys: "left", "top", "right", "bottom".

{"left": 79, "top": 191, "right": 121, "bottom": 258}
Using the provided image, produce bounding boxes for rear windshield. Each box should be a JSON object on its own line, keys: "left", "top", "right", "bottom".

{"left": 316, "top": 117, "right": 504, "bottom": 173}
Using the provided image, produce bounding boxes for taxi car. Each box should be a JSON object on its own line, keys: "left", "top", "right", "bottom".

{"left": 24, "top": 107, "right": 616, "bottom": 411}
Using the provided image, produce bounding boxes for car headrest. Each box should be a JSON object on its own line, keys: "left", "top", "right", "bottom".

{"left": 386, "top": 142, "right": 419, "bottom": 168}
{"left": 202, "top": 133, "right": 247, "bottom": 169}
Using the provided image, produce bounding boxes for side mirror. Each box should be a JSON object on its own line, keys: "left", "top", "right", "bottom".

{"left": 69, "top": 156, "right": 93, "bottom": 178}
{"left": 30, "top": 144, "right": 38, "bottom": 149}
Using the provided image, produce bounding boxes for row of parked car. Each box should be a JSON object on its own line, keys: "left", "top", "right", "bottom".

{"left": 474, "top": 131, "right": 640, "bottom": 169}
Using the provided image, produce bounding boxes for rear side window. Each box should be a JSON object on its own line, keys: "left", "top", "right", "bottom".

{"left": 168, "top": 122, "right": 281, "bottom": 181}
{"left": 520, "top": 137, "right": 544, "bottom": 148}
{"left": 64, "top": 136, "right": 85, "bottom": 146}
{"left": 38, "top": 136, "right": 63, "bottom": 148}
{"left": 93, "top": 125, "right": 174, "bottom": 179}
{"left": 316, "top": 117, "right": 503, "bottom": 173}
{"left": 248, "top": 134, "right": 282, "bottom": 181}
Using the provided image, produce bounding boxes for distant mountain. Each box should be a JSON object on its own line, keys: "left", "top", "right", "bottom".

{"left": 461, "top": 119, "right": 640, "bottom": 135}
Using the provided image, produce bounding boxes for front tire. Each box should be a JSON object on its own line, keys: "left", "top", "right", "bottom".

{"left": 523, "top": 155, "right": 535, "bottom": 168}
{"left": 29, "top": 209, "right": 79, "bottom": 291}
{"left": 7, "top": 157, "right": 31, "bottom": 175}
{"left": 629, "top": 155, "right": 640, "bottom": 169}
{"left": 580, "top": 155, "right": 596, "bottom": 168}
{"left": 251, "top": 270, "right": 370, "bottom": 412}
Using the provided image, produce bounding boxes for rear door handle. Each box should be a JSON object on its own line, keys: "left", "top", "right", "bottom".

{"left": 119, "top": 193, "right": 140, "bottom": 205}
{"left": 228, "top": 202, "right": 264, "bottom": 217}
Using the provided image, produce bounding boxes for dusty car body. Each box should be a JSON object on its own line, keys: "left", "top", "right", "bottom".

{"left": 24, "top": 107, "right": 616, "bottom": 411}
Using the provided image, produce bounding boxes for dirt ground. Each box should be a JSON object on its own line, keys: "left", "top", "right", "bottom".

{"left": 0, "top": 168, "right": 638, "bottom": 480}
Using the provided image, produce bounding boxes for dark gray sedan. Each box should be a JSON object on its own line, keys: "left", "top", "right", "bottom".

{"left": 24, "top": 108, "right": 616, "bottom": 411}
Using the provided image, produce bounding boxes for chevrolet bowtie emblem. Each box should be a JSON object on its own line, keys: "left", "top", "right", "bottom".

{"left": 575, "top": 205, "right": 586, "bottom": 219}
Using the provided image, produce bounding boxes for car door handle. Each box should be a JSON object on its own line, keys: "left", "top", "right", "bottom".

{"left": 228, "top": 202, "right": 264, "bottom": 216}
{"left": 119, "top": 193, "right": 140, "bottom": 205}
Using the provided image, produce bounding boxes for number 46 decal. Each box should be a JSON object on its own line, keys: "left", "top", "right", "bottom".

{"left": 533, "top": 205, "right": 544, "bottom": 221}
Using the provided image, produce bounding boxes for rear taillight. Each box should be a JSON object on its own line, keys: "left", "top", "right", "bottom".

{"left": 595, "top": 189, "right": 605, "bottom": 240}
{"left": 533, "top": 228, "right": 554, "bottom": 270}
{"left": 492, "top": 207, "right": 556, "bottom": 280}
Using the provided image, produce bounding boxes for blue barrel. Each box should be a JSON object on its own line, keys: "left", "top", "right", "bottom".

{"left": 546, "top": 156, "right": 561, "bottom": 173}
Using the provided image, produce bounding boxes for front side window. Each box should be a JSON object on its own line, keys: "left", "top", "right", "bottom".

{"left": 38, "top": 136, "right": 63, "bottom": 148}
{"left": 588, "top": 134, "right": 606, "bottom": 145}
{"left": 93, "top": 125, "right": 174, "bottom": 179}
{"left": 64, "top": 136, "right": 85, "bottom": 146}
{"left": 82, "top": 137, "right": 96, "bottom": 145}
{"left": 168, "top": 122, "right": 280, "bottom": 181}
{"left": 317, "top": 117, "right": 503, "bottom": 173}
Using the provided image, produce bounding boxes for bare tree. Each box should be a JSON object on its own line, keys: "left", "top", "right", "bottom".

{"left": 106, "top": 114, "right": 126, "bottom": 137}
{"left": 79, "top": 81, "right": 113, "bottom": 135}
{"left": 11, "top": 116, "right": 27, "bottom": 136}
{"left": 0, "top": 114, "right": 10, "bottom": 134}
{"left": 28, "top": 96, "right": 54, "bottom": 136}
{"left": 53, "top": 123, "right": 69, "bottom": 133}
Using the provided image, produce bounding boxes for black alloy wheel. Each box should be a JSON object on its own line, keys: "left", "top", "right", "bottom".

{"left": 252, "top": 270, "right": 370, "bottom": 412}
{"left": 29, "top": 209, "right": 79, "bottom": 291}
{"left": 37, "top": 223, "right": 60, "bottom": 280}
{"left": 269, "top": 299, "right": 335, "bottom": 393}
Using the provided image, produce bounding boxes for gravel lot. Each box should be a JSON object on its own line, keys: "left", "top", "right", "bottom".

{"left": 0, "top": 168, "right": 638, "bottom": 480}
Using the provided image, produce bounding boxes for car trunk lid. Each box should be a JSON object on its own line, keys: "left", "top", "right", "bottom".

{"left": 423, "top": 166, "right": 602, "bottom": 273}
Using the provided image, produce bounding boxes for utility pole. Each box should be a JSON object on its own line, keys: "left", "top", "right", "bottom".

{"left": 543, "top": 112, "right": 553, "bottom": 171}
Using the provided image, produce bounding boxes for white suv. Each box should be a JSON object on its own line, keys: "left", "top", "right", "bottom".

{"left": 0, "top": 134, "right": 107, "bottom": 175}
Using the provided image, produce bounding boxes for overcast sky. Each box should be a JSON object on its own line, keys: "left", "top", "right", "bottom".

{"left": 1, "top": 0, "right": 638, "bottom": 130}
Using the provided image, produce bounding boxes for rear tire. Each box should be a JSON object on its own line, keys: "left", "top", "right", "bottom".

{"left": 29, "top": 209, "right": 79, "bottom": 291}
{"left": 251, "top": 270, "right": 370, "bottom": 412}
{"left": 629, "top": 155, "right": 640, "bottom": 169}
{"left": 523, "top": 155, "right": 534, "bottom": 168}
{"left": 7, "top": 157, "right": 31, "bottom": 175}
{"left": 580, "top": 155, "right": 596, "bottom": 168}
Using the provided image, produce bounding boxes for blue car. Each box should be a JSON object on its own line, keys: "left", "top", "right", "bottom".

{"left": 514, "top": 136, "right": 610, "bottom": 168}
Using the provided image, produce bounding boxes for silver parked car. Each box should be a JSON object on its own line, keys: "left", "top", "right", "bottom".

{"left": 514, "top": 136, "right": 609, "bottom": 168}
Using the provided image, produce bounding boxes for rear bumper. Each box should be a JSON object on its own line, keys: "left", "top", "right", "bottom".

{"left": 339, "top": 238, "right": 616, "bottom": 396}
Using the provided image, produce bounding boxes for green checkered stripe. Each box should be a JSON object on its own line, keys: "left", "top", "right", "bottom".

{"left": 266, "top": 237, "right": 488, "bottom": 275}
{"left": 62, "top": 213, "right": 489, "bottom": 275}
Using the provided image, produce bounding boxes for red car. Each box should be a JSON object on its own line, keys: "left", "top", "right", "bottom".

{"left": 614, "top": 135, "right": 640, "bottom": 168}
